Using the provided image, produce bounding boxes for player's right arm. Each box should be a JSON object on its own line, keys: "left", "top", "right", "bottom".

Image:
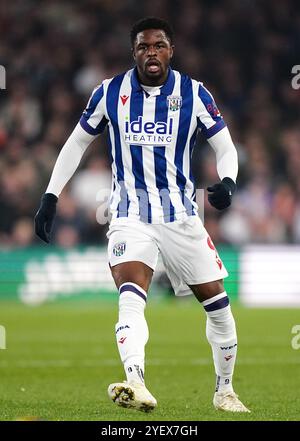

{"left": 34, "top": 83, "right": 108, "bottom": 243}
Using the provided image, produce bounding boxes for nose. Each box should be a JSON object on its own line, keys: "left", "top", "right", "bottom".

{"left": 147, "top": 45, "right": 157, "bottom": 56}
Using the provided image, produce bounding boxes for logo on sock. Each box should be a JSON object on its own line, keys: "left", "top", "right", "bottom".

{"left": 134, "top": 364, "right": 144, "bottom": 382}
{"left": 116, "top": 325, "right": 130, "bottom": 334}
{"left": 220, "top": 344, "right": 237, "bottom": 350}
{"left": 118, "top": 336, "right": 127, "bottom": 344}
{"left": 224, "top": 355, "right": 233, "bottom": 361}
{"left": 215, "top": 375, "right": 221, "bottom": 392}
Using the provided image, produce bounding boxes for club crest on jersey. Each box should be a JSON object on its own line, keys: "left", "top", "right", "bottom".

{"left": 113, "top": 242, "right": 126, "bottom": 257}
{"left": 167, "top": 95, "right": 182, "bottom": 111}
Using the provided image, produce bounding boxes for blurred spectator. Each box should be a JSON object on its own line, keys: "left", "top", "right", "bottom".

{"left": 1, "top": 82, "right": 42, "bottom": 141}
{"left": 11, "top": 217, "right": 34, "bottom": 247}
{"left": 71, "top": 156, "right": 111, "bottom": 211}
{"left": 52, "top": 191, "right": 88, "bottom": 243}
{"left": 55, "top": 225, "right": 80, "bottom": 248}
{"left": 74, "top": 50, "right": 107, "bottom": 96}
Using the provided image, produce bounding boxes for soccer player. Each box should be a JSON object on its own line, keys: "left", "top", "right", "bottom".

{"left": 35, "top": 17, "right": 250, "bottom": 413}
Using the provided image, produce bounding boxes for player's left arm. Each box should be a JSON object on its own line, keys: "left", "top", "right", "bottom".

{"left": 206, "top": 127, "right": 238, "bottom": 210}
{"left": 196, "top": 83, "right": 238, "bottom": 210}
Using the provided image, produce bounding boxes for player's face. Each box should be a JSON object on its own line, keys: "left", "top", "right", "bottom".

{"left": 132, "top": 29, "right": 174, "bottom": 86}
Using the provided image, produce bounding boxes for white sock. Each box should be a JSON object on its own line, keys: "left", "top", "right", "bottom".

{"left": 115, "top": 282, "right": 149, "bottom": 385}
{"left": 202, "top": 292, "right": 237, "bottom": 394}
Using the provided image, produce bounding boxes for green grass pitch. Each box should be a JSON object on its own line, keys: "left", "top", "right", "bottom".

{"left": 0, "top": 297, "right": 299, "bottom": 421}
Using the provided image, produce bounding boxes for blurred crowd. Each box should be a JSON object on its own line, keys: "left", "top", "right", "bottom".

{"left": 0, "top": 0, "right": 299, "bottom": 248}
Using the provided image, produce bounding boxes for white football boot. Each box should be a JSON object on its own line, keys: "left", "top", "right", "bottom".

{"left": 213, "top": 391, "right": 251, "bottom": 413}
{"left": 108, "top": 381, "right": 157, "bottom": 412}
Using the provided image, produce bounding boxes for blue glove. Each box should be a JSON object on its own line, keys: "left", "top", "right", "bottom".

{"left": 207, "top": 177, "right": 236, "bottom": 210}
{"left": 34, "top": 193, "right": 58, "bottom": 243}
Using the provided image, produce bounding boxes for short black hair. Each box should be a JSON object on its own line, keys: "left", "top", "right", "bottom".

{"left": 130, "top": 17, "right": 174, "bottom": 46}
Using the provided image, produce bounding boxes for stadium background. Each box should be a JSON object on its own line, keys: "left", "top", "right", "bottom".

{"left": 0, "top": 0, "right": 300, "bottom": 421}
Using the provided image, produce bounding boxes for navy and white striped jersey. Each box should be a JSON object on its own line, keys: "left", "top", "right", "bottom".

{"left": 80, "top": 67, "right": 226, "bottom": 224}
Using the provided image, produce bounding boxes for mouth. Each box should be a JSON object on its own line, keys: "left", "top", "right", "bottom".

{"left": 145, "top": 60, "right": 161, "bottom": 74}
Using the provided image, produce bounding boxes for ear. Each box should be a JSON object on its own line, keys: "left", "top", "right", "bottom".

{"left": 170, "top": 45, "right": 175, "bottom": 59}
{"left": 131, "top": 47, "right": 136, "bottom": 61}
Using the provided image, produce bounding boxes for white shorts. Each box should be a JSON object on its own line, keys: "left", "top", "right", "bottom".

{"left": 107, "top": 216, "right": 228, "bottom": 296}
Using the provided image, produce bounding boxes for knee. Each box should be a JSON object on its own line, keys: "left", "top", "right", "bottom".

{"left": 111, "top": 262, "right": 152, "bottom": 292}
{"left": 114, "top": 273, "right": 147, "bottom": 291}
{"left": 189, "top": 279, "right": 225, "bottom": 302}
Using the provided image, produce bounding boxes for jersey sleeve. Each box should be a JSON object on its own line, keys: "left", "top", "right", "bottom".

{"left": 46, "top": 123, "right": 96, "bottom": 197}
{"left": 79, "top": 83, "right": 108, "bottom": 136}
{"left": 196, "top": 83, "right": 226, "bottom": 139}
